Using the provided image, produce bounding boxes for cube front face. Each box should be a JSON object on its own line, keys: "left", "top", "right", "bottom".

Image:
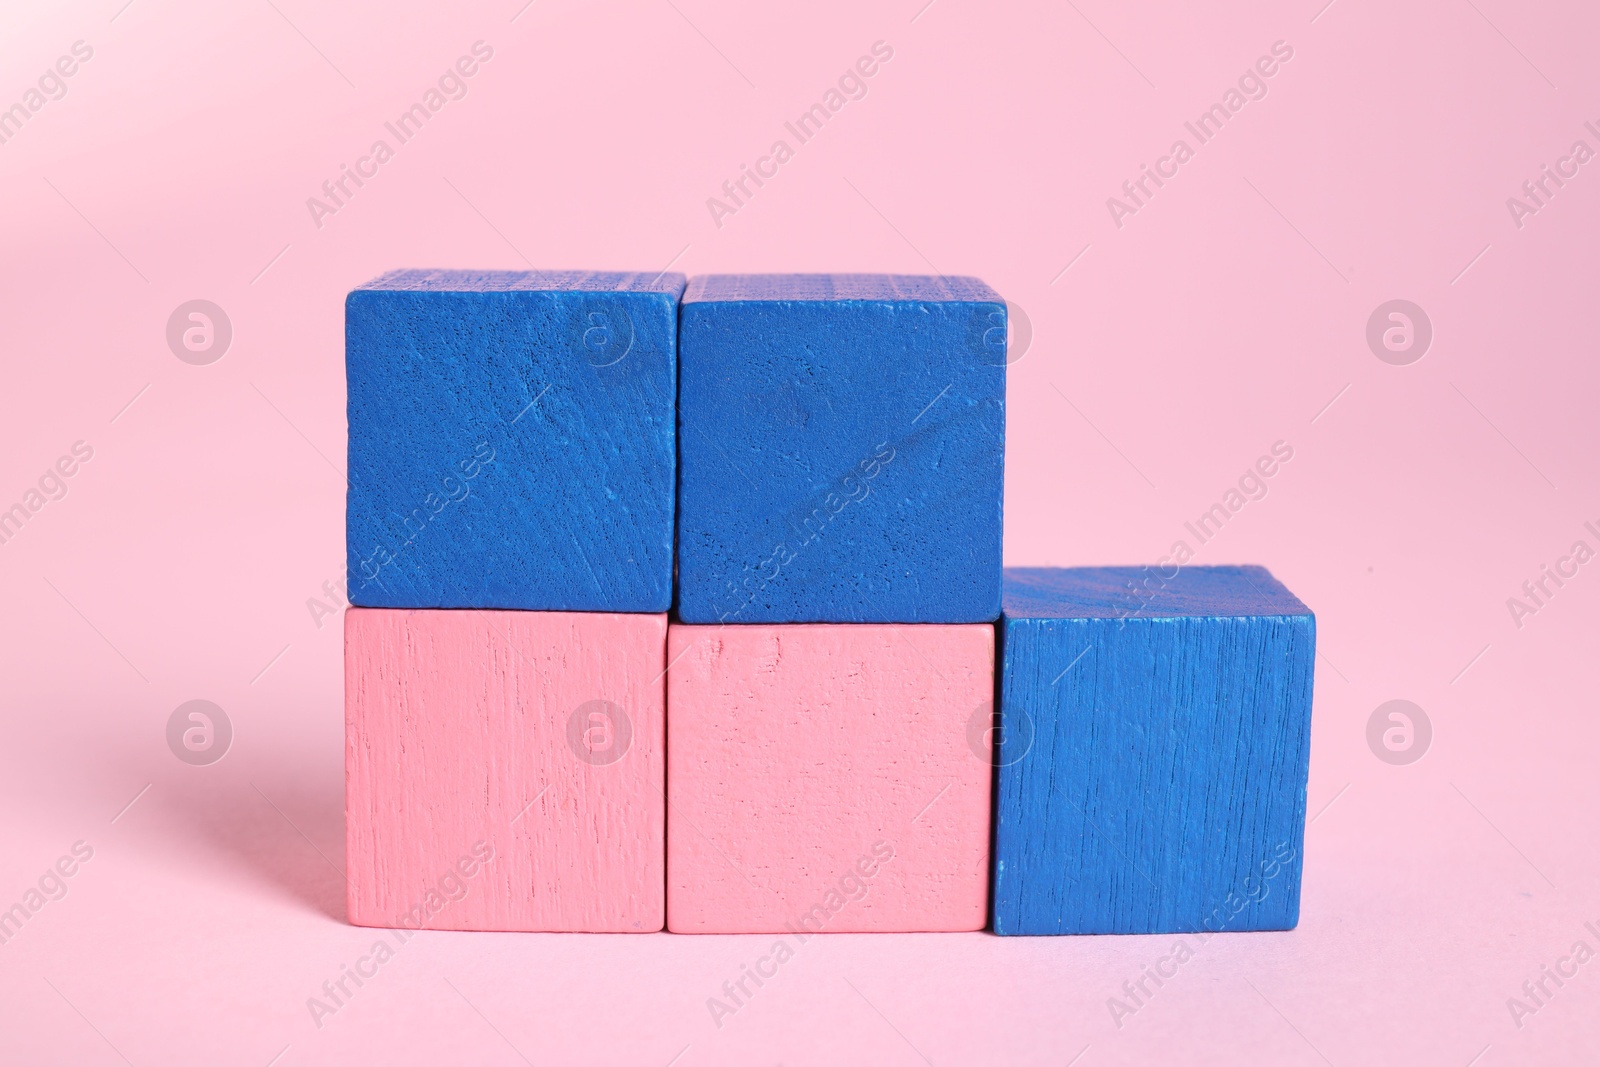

{"left": 666, "top": 622, "right": 994, "bottom": 933}
{"left": 345, "top": 607, "right": 666, "bottom": 932}
{"left": 676, "top": 274, "right": 1006, "bottom": 624}
{"left": 346, "top": 270, "right": 682, "bottom": 612}
{"left": 992, "top": 567, "right": 1315, "bottom": 936}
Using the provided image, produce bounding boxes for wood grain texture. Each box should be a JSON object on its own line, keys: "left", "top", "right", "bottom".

{"left": 675, "top": 273, "right": 1006, "bottom": 624}
{"left": 345, "top": 269, "right": 683, "bottom": 612}
{"left": 666, "top": 623, "right": 993, "bottom": 933}
{"left": 991, "top": 566, "right": 1315, "bottom": 936}
{"left": 345, "top": 607, "right": 665, "bottom": 932}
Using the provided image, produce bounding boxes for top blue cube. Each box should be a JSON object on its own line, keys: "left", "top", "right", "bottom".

{"left": 345, "top": 269, "right": 683, "bottom": 612}
{"left": 676, "top": 274, "right": 1007, "bottom": 623}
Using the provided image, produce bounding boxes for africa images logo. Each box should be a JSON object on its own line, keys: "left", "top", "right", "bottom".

{"left": 705, "top": 842, "right": 896, "bottom": 1030}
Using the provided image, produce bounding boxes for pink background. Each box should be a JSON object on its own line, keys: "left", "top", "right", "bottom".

{"left": 1, "top": 0, "right": 1596, "bottom": 1063}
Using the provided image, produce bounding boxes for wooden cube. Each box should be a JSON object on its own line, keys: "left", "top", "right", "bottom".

{"left": 992, "top": 566, "right": 1315, "bottom": 935}
{"left": 676, "top": 273, "right": 1006, "bottom": 624}
{"left": 345, "top": 270, "right": 682, "bottom": 612}
{"left": 666, "top": 622, "right": 993, "bottom": 933}
{"left": 345, "top": 607, "right": 665, "bottom": 932}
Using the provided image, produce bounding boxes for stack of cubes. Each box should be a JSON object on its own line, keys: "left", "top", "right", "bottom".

{"left": 344, "top": 270, "right": 1315, "bottom": 937}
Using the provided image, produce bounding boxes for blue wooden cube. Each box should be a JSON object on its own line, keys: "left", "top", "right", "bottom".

{"left": 346, "top": 269, "right": 683, "bottom": 611}
{"left": 676, "top": 274, "right": 1006, "bottom": 623}
{"left": 991, "top": 566, "right": 1315, "bottom": 935}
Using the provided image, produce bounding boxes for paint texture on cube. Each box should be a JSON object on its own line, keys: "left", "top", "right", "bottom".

{"left": 676, "top": 273, "right": 1006, "bottom": 623}
{"left": 346, "top": 269, "right": 683, "bottom": 611}
{"left": 345, "top": 607, "right": 665, "bottom": 932}
{"left": 992, "top": 566, "right": 1315, "bottom": 936}
{"left": 666, "top": 623, "right": 993, "bottom": 933}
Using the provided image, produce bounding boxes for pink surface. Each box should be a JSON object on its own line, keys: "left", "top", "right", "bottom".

{"left": 1, "top": 0, "right": 1598, "bottom": 1063}
{"left": 344, "top": 608, "right": 665, "bottom": 933}
{"left": 666, "top": 624, "right": 991, "bottom": 934}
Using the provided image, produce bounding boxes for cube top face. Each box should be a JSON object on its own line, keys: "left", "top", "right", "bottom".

{"left": 666, "top": 623, "right": 994, "bottom": 933}
{"left": 1003, "top": 565, "right": 1311, "bottom": 620}
{"left": 676, "top": 272, "right": 1006, "bottom": 624}
{"left": 358, "top": 268, "right": 687, "bottom": 295}
{"left": 993, "top": 568, "right": 1315, "bottom": 936}
{"left": 345, "top": 273, "right": 680, "bottom": 611}
{"left": 345, "top": 608, "right": 666, "bottom": 933}
{"left": 683, "top": 273, "right": 1000, "bottom": 304}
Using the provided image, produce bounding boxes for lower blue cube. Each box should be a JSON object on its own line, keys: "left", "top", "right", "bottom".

{"left": 992, "top": 566, "right": 1315, "bottom": 935}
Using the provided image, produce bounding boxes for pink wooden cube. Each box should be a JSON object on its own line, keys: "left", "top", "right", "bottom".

{"left": 666, "top": 623, "right": 993, "bottom": 933}
{"left": 345, "top": 608, "right": 665, "bottom": 932}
